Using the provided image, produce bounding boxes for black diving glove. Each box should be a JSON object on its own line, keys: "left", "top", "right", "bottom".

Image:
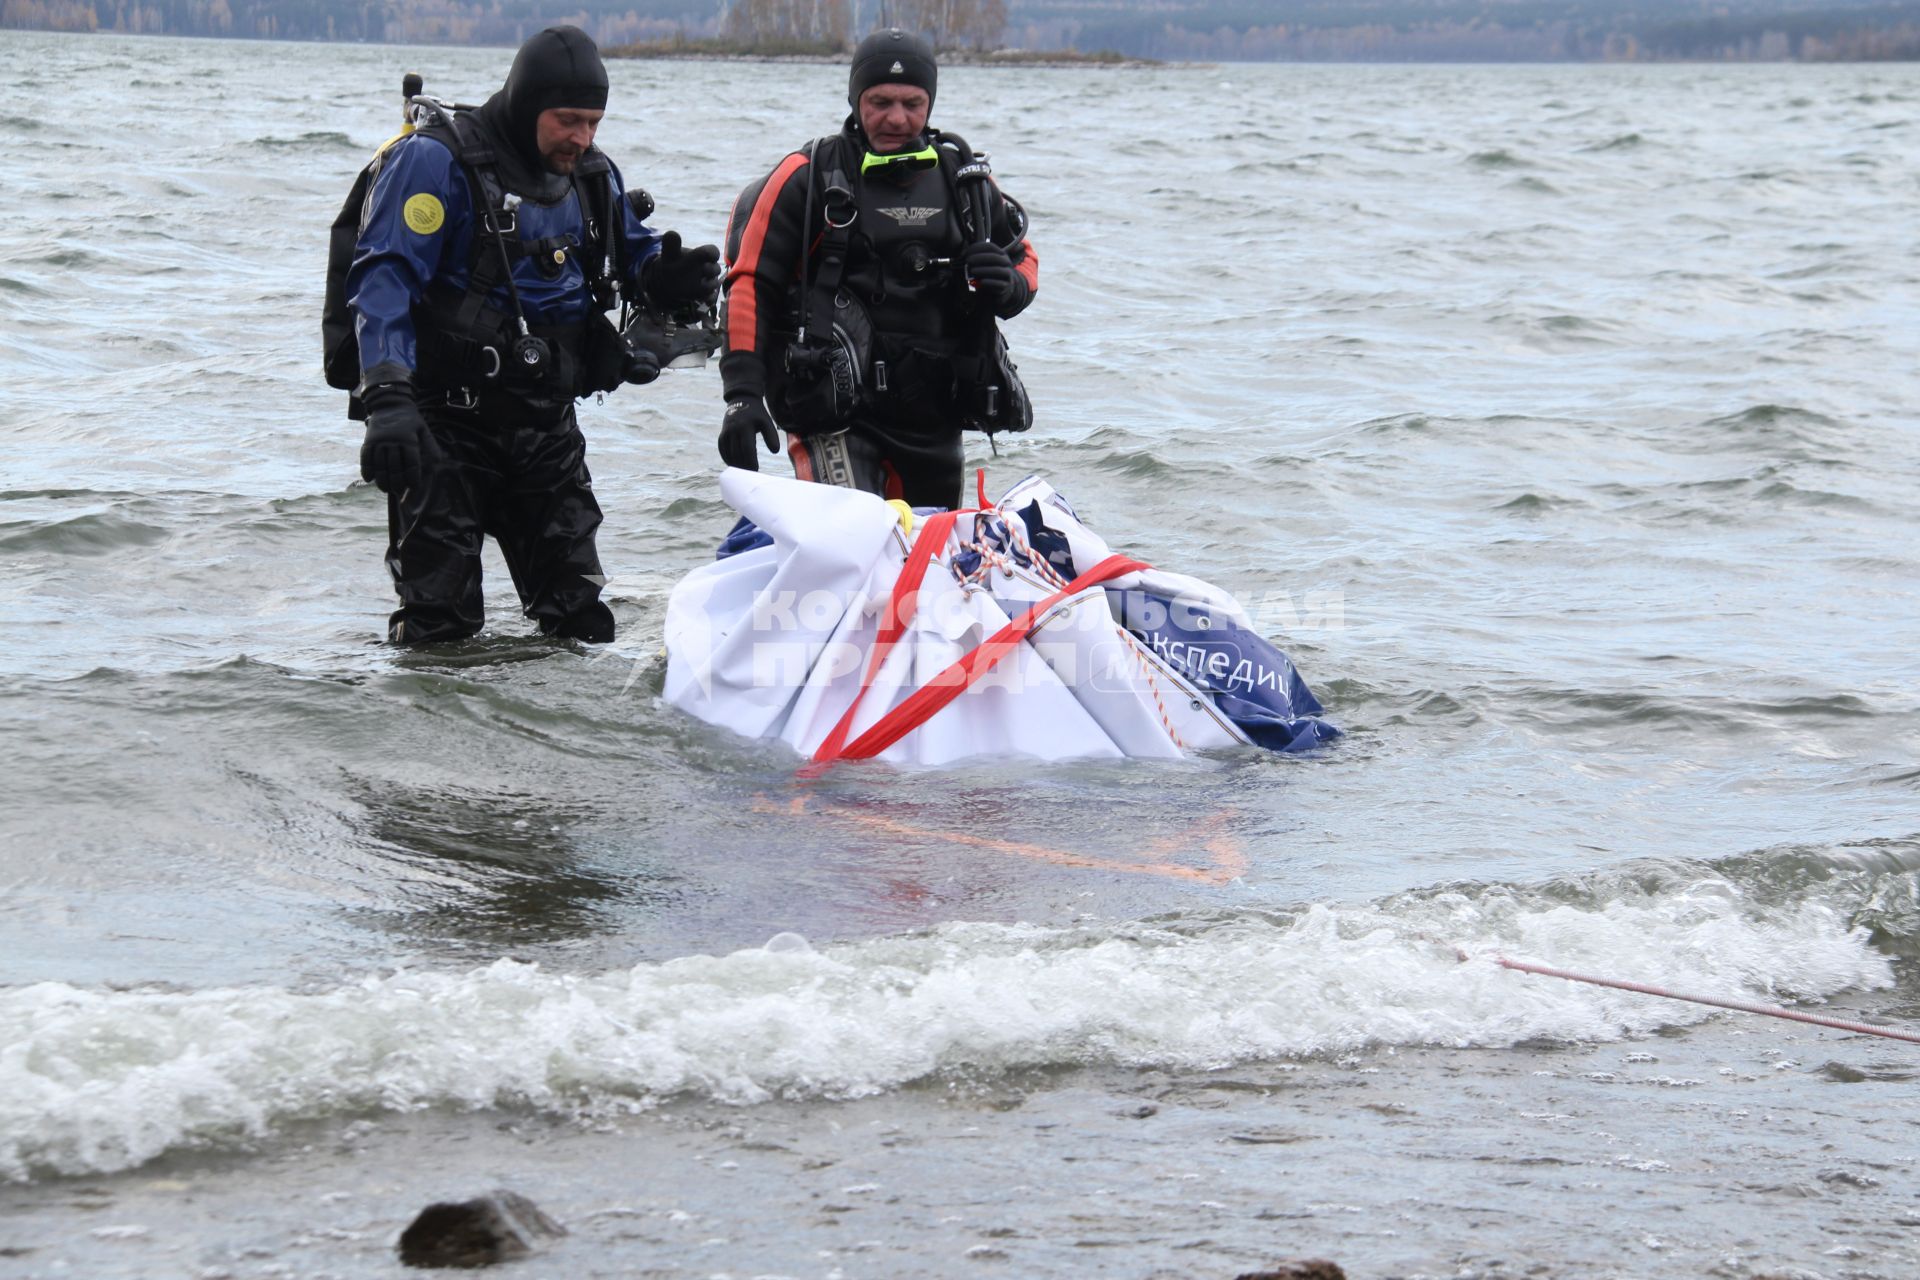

{"left": 719, "top": 396, "right": 780, "bottom": 471}
{"left": 962, "top": 241, "right": 1022, "bottom": 307}
{"left": 623, "top": 338, "right": 661, "bottom": 386}
{"left": 646, "top": 231, "right": 723, "bottom": 310}
{"left": 359, "top": 383, "right": 426, "bottom": 494}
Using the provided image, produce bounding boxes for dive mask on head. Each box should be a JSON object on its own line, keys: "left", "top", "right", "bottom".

{"left": 861, "top": 144, "right": 938, "bottom": 177}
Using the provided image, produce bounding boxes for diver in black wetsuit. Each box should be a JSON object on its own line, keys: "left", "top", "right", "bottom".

{"left": 717, "top": 29, "right": 1037, "bottom": 511}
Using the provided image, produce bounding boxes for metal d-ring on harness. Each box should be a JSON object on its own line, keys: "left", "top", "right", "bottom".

{"left": 794, "top": 138, "right": 858, "bottom": 346}
{"left": 784, "top": 138, "right": 869, "bottom": 414}
{"left": 824, "top": 170, "right": 877, "bottom": 393}
{"left": 398, "top": 86, "right": 557, "bottom": 395}
{"left": 484, "top": 192, "right": 551, "bottom": 382}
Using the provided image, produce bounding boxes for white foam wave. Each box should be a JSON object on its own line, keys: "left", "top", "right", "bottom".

{"left": 0, "top": 884, "right": 1892, "bottom": 1181}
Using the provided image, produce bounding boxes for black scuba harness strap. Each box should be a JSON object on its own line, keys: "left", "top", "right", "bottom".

{"left": 429, "top": 114, "right": 517, "bottom": 350}
{"left": 798, "top": 136, "right": 856, "bottom": 347}
{"left": 796, "top": 129, "right": 1003, "bottom": 331}
{"left": 777, "top": 127, "right": 1031, "bottom": 438}
{"left": 574, "top": 166, "right": 620, "bottom": 311}
{"left": 414, "top": 109, "right": 619, "bottom": 384}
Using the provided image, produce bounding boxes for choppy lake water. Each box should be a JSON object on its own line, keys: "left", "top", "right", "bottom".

{"left": 2, "top": 30, "right": 1918, "bottom": 1280}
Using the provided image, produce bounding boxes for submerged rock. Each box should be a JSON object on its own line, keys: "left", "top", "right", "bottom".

{"left": 397, "top": 1190, "right": 565, "bottom": 1268}
{"left": 1235, "top": 1262, "right": 1347, "bottom": 1280}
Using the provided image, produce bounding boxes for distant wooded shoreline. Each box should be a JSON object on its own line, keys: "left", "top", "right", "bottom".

{"left": 602, "top": 37, "right": 1159, "bottom": 67}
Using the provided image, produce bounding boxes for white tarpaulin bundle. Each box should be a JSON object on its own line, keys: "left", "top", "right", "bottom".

{"left": 662, "top": 471, "right": 1337, "bottom": 767}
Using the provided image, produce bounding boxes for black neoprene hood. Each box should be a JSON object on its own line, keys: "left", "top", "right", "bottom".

{"left": 847, "top": 28, "right": 937, "bottom": 111}
{"left": 492, "top": 25, "right": 609, "bottom": 165}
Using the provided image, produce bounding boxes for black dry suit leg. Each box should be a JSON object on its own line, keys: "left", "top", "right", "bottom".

{"left": 384, "top": 407, "right": 615, "bottom": 645}
{"left": 789, "top": 420, "right": 965, "bottom": 511}
{"left": 869, "top": 421, "right": 965, "bottom": 511}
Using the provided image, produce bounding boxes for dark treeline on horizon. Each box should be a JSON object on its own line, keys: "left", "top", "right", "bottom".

{"left": 1012, "top": 0, "right": 1920, "bottom": 61}
{"left": 6, "top": 0, "right": 1919, "bottom": 61}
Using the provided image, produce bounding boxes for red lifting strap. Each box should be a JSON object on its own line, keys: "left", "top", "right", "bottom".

{"left": 813, "top": 549, "right": 1150, "bottom": 766}
{"left": 810, "top": 511, "right": 959, "bottom": 764}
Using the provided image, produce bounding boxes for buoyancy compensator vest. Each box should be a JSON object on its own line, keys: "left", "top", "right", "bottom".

{"left": 321, "top": 87, "right": 629, "bottom": 414}
{"left": 772, "top": 129, "right": 1031, "bottom": 438}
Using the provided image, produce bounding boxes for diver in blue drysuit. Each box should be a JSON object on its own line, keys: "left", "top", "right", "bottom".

{"left": 345, "top": 25, "right": 720, "bottom": 644}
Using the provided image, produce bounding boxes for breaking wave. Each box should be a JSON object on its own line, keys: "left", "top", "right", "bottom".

{"left": 4, "top": 843, "right": 1907, "bottom": 1182}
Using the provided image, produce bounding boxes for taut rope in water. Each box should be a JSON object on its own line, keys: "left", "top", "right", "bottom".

{"left": 1465, "top": 949, "right": 1920, "bottom": 1045}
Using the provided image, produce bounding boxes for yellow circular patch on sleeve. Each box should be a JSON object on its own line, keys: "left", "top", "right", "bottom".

{"left": 402, "top": 193, "right": 445, "bottom": 235}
